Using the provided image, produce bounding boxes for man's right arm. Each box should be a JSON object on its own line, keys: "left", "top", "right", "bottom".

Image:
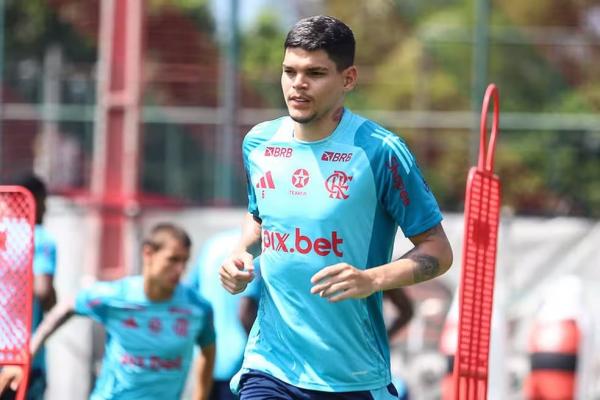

{"left": 219, "top": 213, "right": 261, "bottom": 294}
{"left": 30, "top": 298, "right": 76, "bottom": 356}
{"left": 0, "top": 299, "right": 75, "bottom": 395}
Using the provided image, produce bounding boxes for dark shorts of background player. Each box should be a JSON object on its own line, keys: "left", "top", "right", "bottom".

{"left": 0, "top": 368, "right": 46, "bottom": 400}
{"left": 211, "top": 379, "right": 236, "bottom": 400}
{"left": 239, "top": 370, "right": 400, "bottom": 400}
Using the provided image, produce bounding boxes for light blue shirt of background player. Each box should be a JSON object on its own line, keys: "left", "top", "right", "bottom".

{"left": 73, "top": 276, "right": 215, "bottom": 399}
{"left": 224, "top": 107, "right": 453, "bottom": 395}
{"left": 187, "top": 229, "right": 261, "bottom": 400}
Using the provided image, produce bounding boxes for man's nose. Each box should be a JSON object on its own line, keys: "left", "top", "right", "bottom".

{"left": 292, "top": 74, "right": 308, "bottom": 89}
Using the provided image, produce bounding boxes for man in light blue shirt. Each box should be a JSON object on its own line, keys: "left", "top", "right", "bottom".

{"left": 220, "top": 15, "right": 453, "bottom": 400}
{"left": 187, "top": 229, "right": 260, "bottom": 400}
{"left": 0, "top": 223, "right": 216, "bottom": 400}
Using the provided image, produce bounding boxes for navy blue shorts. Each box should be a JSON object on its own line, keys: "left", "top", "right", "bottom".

{"left": 239, "top": 370, "right": 399, "bottom": 400}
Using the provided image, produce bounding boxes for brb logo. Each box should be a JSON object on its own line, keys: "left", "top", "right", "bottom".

{"left": 265, "top": 146, "right": 293, "bottom": 158}
{"left": 262, "top": 228, "right": 343, "bottom": 257}
{"left": 321, "top": 151, "right": 352, "bottom": 162}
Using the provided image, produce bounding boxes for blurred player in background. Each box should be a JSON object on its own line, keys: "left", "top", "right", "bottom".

{"left": 0, "top": 173, "right": 57, "bottom": 400}
{"left": 0, "top": 223, "right": 215, "bottom": 400}
{"left": 384, "top": 289, "right": 414, "bottom": 400}
{"left": 187, "top": 228, "right": 261, "bottom": 400}
{"left": 220, "top": 15, "right": 452, "bottom": 400}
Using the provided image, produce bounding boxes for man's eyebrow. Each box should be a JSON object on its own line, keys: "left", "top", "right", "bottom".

{"left": 282, "top": 64, "right": 329, "bottom": 71}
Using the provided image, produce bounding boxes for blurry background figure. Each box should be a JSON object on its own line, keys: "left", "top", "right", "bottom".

{"left": 384, "top": 288, "right": 414, "bottom": 400}
{"left": 186, "top": 229, "right": 261, "bottom": 400}
{"left": 525, "top": 275, "right": 592, "bottom": 400}
{"left": 0, "top": 173, "right": 57, "bottom": 400}
{"left": 438, "top": 283, "right": 508, "bottom": 400}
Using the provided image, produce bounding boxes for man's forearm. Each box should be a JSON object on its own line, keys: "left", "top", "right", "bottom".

{"left": 236, "top": 213, "right": 262, "bottom": 255}
{"left": 30, "top": 300, "right": 75, "bottom": 356}
{"left": 367, "top": 225, "right": 453, "bottom": 291}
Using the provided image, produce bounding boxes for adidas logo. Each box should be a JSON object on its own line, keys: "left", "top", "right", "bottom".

{"left": 256, "top": 171, "right": 276, "bottom": 189}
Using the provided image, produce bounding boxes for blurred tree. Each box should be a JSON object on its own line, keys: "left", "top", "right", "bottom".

{"left": 240, "top": 11, "right": 286, "bottom": 108}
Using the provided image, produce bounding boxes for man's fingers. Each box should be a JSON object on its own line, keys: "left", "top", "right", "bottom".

{"left": 310, "top": 263, "right": 347, "bottom": 285}
{"left": 320, "top": 281, "right": 351, "bottom": 298}
{"left": 240, "top": 253, "right": 255, "bottom": 273}
{"left": 328, "top": 289, "right": 354, "bottom": 303}
{"left": 311, "top": 268, "right": 353, "bottom": 294}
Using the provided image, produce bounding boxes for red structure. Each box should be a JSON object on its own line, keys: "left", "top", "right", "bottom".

{"left": 91, "top": 0, "right": 145, "bottom": 278}
{"left": 0, "top": 187, "right": 35, "bottom": 400}
{"left": 452, "top": 84, "right": 501, "bottom": 399}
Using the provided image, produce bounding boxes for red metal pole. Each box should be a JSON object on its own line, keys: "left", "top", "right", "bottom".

{"left": 92, "top": 0, "right": 144, "bottom": 279}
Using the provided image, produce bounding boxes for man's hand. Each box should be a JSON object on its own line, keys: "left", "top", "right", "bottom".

{"left": 219, "top": 251, "right": 255, "bottom": 294}
{"left": 0, "top": 365, "right": 25, "bottom": 395}
{"left": 310, "top": 263, "right": 376, "bottom": 302}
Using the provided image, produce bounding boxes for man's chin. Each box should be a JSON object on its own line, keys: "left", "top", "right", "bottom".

{"left": 289, "top": 113, "right": 316, "bottom": 124}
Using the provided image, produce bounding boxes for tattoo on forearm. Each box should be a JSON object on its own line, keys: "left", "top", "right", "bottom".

{"left": 409, "top": 254, "right": 440, "bottom": 282}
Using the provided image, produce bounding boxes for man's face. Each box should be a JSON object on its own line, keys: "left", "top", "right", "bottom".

{"left": 281, "top": 48, "right": 356, "bottom": 125}
{"left": 144, "top": 236, "right": 190, "bottom": 292}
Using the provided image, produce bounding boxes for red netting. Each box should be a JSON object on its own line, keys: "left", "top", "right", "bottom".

{"left": 453, "top": 169, "right": 501, "bottom": 399}
{"left": 0, "top": 186, "right": 35, "bottom": 369}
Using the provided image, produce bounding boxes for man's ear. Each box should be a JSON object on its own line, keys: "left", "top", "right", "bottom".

{"left": 343, "top": 65, "right": 358, "bottom": 91}
{"left": 142, "top": 243, "right": 154, "bottom": 262}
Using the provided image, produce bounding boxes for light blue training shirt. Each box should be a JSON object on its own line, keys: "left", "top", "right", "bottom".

{"left": 74, "top": 276, "right": 215, "bottom": 400}
{"left": 235, "top": 108, "right": 442, "bottom": 392}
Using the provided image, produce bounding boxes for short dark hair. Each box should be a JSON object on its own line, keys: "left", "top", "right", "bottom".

{"left": 144, "top": 223, "right": 192, "bottom": 251}
{"left": 11, "top": 172, "right": 47, "bottom": 202}
{"left": 284, "top": 15, "right": 355, "bottom": 71}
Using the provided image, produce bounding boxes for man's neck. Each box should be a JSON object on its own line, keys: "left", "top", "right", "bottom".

{"left": 144, "top": 279, "right": 174, "bottom": 302}
{"left": 293, "top": 107, "right": 345, "bottom": 142}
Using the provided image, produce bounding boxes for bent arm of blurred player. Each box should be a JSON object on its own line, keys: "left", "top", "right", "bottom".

{"left": 384, "top": 288, "right": 414, "bottom": 339}
{"left": 0, "top": 299, "right": 74, "bottom": 394}
{"left": 311, "top": 223, "right": 453, "bottom": 302}
{"left": 34, "top": 274, "right": 57, "bottom": 312}
{"left": 192, "top": 344, "right": 215, "bottom": 400}
{"left": 219, "top": 213, "right": 261, "bottom": 294}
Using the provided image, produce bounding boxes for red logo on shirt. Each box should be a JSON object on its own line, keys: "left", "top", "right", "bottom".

{"left": 291, "top": 169, "right": 310, "bottom": 188}
{"left": 148, "top": 318, "right": 162, "bottom": 333}
{"left": 262, "top": 228, "right": 343, "bottom": 257}
{"left": 173, "top": 318, "right": 189, "bottom": 337}
{"left": 0, "top": 230, "right": 6, "bottom": 251}
{"left": 256, "top": 171, "right": 276, "bottom": 189}
{"left": 122, "top": 317, "right": 139, "bottom": 329}
{"left": 321, "top": 151, "right": 352, "bottom": 162}
{"left": 265, "top": 146, "right": 293, "bottom": 158}
{"left": 387, "top": 157, "right": 410, "bottom": 206}
{"left": 325, "top": 171, "right": 352, "bottom": 200}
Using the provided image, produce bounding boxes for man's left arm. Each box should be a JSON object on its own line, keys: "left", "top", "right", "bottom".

{"left": 311, "top": 223, "right": 452, "bottom": 302}
{"left": 192, "top": 344, "right": 215, "bottom": 400}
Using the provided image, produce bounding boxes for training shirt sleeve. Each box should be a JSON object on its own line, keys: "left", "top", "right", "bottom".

{"left": 74, "top": 281, "right": 118, "bottom": 323}
{"left": 242, "top": 133, "right": 259, "bottom": 218}
{"left": 33, "top": 227, "right": 57, "bottom": 276}
{"left": 369, "top": 128, "right": 443, "bottom": 237}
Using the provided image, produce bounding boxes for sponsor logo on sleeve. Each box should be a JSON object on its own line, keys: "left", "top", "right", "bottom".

{"left": 387, "top": 157, "right": 410, "bottom": 206}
